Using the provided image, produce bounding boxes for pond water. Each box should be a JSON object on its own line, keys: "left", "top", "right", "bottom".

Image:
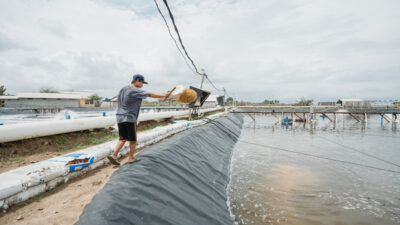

{"left": 228, "top": 114, "right": 400, "bottom": 225}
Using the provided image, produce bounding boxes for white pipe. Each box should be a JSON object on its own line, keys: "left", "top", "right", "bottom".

{"left": 0, "top": 107, "right": 220, "bottom": 143}
{"left": 0, "top": 111, "right": 227, "bottom": 209}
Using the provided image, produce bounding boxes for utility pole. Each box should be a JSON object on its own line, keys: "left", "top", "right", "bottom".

{"left": 190, "top": 68, "right": 206, "bottom": 120}
{"left": 200, "top": 68, "right": 205, "bottom": 89}
{"left": 222, "top": 87, "right": 226, "bottom": 96}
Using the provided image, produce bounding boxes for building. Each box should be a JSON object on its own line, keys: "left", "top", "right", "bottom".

{"left": 0, "top": 91, "right": 96, "bottom": 108}
{"left": 337, "top": 99, "right": 371, "bottom": 108}
{"left": 317, "top": 102, "right": 336, "bottom": 106}
{"left": 370, "top": 100, "right": 397, "bottom": 107}
{"left": 100, "top": 97, "right": 117, "bottom": 108}
{"left": 202, "top": 95, "right": 224, "bottom": 108}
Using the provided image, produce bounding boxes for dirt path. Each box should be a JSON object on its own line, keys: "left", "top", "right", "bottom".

{"left": 0, "top": 154, "right": 137, "bottom": 225}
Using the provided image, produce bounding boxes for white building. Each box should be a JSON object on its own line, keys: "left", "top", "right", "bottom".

{"left": 337, "top": 99, "right": 371, "bottom": 108}
{"left": 0, "top": 92, "right": 96, "bottom": 108}
{"left": 100, "top": 97, "right": 118, "bottom": 108}
{"left": 202, "top": 95, "right": 224, "bottom": 108}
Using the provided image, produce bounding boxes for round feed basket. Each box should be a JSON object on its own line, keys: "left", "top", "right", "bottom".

{"left": 178, "top": 89, "right": 198, "bottom": 103}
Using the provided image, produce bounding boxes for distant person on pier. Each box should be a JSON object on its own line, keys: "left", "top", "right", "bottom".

{"left": 107, "top": 74, "right": 170, "bottom": 165}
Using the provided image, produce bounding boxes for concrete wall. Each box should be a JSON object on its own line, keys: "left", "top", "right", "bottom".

{"left": 4, "top": 99, "right": 80, "bottom": 108}
{"left": 79, "top": 99, "right": 95, "bottom": 108}
{"left": 100, "top": 101, "right": 116, "bottom": 108}
{"left": 203, "top": 101, "right": 217, "bottom": 108}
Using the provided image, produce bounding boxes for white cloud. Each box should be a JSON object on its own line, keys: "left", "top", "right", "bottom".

{"left": 0, "top": 0, "right": 399, "bottom": 102}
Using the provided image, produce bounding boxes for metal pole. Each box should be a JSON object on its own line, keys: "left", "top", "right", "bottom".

{"left": 334, "top": 113, "right": 337, "bottom": 129}
{"left": 200, "top": 68, "right": 205, "bottom": 89}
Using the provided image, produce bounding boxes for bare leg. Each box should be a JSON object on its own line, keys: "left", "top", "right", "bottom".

{"left": 127, "top": 142, "right": 138, "bottom": 162}
{"left": 111, "top": 140, "right": 126, "bottom": 159}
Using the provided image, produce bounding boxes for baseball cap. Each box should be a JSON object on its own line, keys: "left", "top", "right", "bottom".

{"left": 132, "top": 74, "right": 148, "bottom": 84}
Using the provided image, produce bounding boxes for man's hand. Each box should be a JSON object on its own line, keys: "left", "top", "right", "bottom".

{"left": 164, "top": 90, "right": 173, "bottom": 98}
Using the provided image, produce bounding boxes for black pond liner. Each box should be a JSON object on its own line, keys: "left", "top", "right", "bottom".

{"left": 75, "top": 114, "right": 243, "bottom": 225}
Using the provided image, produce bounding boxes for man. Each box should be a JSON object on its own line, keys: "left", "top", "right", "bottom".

{"left": 107, "top": 74, "right": 169, "bottom": 165}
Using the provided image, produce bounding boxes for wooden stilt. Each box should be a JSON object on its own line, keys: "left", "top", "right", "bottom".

{"left": 333, "top": 113, "right": 337, "bottom": 129}
{"left": 349, "top": 113, "right": 361, "bottom": 122}
{"left": 294, "top": 112, "right": 304, "bottom": 122}
{"left": 247, "top": 113, "right": 255, "bottom": 121}
{"left": 382, "top": 114, "right": 390, "bottom": 122}
{"left": 323, "top": 113, "right": 333, "bottom": 122}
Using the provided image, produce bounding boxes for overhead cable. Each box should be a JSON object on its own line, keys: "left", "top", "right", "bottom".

{"left": 205, "top": 75, "right": 224, "bottom": 92}
{"left": 205, "top": 118, "right": 400, "bottom": 174}
{"left": 319, "top": 135, "right": 400, "bottom": 168}
{"left": 155, "top": 0, "right": 229, "bottom": 95}
{"left": 153, "top": 0, "right": 197, "bottom": 75}
{"left": 161, "top": 0, "right": 202, "bottom": 75}
{"left": 239, "top": 140, "right": 400, "bottom": 174}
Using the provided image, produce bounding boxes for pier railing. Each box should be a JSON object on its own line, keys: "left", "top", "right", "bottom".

{"left": 232, "top": 106, "right": 399, "bottom": 125}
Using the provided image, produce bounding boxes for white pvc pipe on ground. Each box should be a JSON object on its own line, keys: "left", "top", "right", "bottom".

{"left": 0, "top": 107, "right": 221, "bottom": 143}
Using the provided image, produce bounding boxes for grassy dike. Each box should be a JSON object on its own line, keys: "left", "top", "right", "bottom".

{"left": 0, "top": 120, "right": 172, "bottom": 173}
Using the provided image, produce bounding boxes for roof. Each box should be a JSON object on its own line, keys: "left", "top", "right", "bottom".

{"left": 205, "top": 95, "right": 220, "bottom": 102}
{"left": 0, "top": 92, "right": 94, "bottom": 100}
{"left": 0, "top": 96, "right": 18, "bottom": 100}
{"left": 337, "top": 98, "right": 364, "bottom": 102}
{"left": 317, "top": 102, "right": 336, "bottom": 106}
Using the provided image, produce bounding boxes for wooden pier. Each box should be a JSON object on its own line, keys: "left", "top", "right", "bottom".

{"left": 231, "top": 107, "right": 399, "bottom": 125}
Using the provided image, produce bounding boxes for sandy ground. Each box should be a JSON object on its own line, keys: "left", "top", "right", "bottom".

{"left": 0, "top": 153, "right": 138, "bottom": 225}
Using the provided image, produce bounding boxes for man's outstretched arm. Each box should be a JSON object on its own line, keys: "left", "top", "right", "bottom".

{"left": 148, "top": 92, "right": 170, "bottom": 99}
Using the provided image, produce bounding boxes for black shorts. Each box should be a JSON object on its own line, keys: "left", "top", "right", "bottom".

{"left": 117, "top": 122, "right": 137, "bottom": 142}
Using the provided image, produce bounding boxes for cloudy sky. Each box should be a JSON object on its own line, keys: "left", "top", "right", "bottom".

{"left": 0, "top": 0, "right": 399, "bottom": 102}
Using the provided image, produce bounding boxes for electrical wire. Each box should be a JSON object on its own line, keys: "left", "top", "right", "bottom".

{"left": 239, "top": 140, "right": 400, "bottom": 174}
{"left": 318, "top": 135, "right": 400, "bottom": 168}
{"left": 204, "top": 118, "right": 400, "bottom": 174}
{"left": 205, "top": 75, "right": 224, "bottom": 92}
{"left": 153, "top": 0, "right": 197, "bottom": 75}
{"left": 155, "top": 0, "right": 229, "bottom": 96}
{"left": 335, "top": 130, "right": 400, "bottom": 139}
{"left": 161, "top": 0, "right": 202, "bottom": 75}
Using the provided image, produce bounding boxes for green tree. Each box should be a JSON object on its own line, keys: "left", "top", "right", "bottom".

{"left": 87, "top": 94, "right": 102, "bottom": 107}
{"left": 0, "top": 85, "right": 6, "bottom": 95}
{"left": 295, "top": 97, "right": 313, "bottom": 106}
{"left": 40, "top": 88, "right": 58, "bottom": 93}
{"left": 0, "top": 85, "right": 5, "bottom": 107}
{"left": 262, "top": 99, "right": 280, "bottom": 105}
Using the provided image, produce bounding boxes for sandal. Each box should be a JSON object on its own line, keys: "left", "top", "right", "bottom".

{"left": 107, "top": 156, "right": 120, "bottom": 166}
{"left": 127, "top": 158, "right": 141, "bottom": 164}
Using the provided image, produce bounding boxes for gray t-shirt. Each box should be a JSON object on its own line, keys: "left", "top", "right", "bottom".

{"left": 116, "top": 85, "right": 150, "bottom": 123}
